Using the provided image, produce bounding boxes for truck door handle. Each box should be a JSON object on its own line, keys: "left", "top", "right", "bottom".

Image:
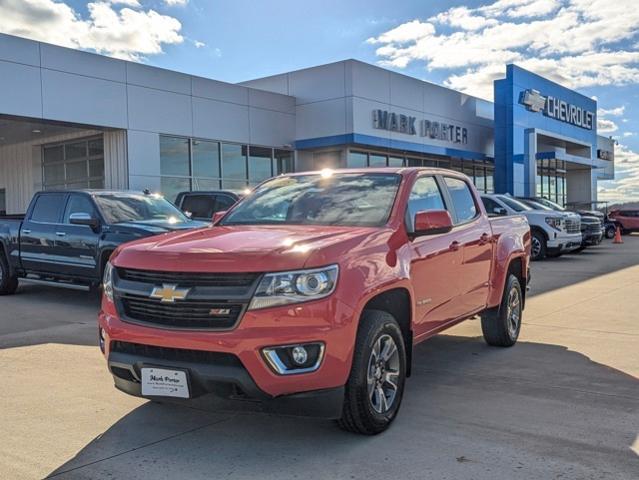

{"left": 449, "top": 241, "right": 460, "bottom": 251}
{"left": 479, "top": 233, "right": 491, "bottom": 244}
{"left": 55, "top": 232, "right": 66, "bottom": 237}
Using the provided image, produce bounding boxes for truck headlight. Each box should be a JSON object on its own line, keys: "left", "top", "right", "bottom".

{"left": 545, "top": 217, "right": 562, "bottom": 231}
{"left": 103, "top": 261, "right": 114, "bottom": 302}
{"left": 248, "top": 265, "right": 339, "bottom": 310}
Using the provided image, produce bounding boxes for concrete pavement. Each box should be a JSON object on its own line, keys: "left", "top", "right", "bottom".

{"left": 1, "top": 237, "right": 638, "bottom": 479}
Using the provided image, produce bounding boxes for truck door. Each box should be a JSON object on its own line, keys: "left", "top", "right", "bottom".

{"left": 52, "top": 193, "right": 101, "bottom": 280}
{"left": 442, "top": 177, "right": 493, "bottom": 316}
{"left": 19, "top": 193, "right": 68, "bottom": 274}
{"left": 407, "top": 175, "right": 463, "bottom": 337}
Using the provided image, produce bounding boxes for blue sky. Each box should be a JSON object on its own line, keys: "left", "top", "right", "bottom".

{"left": 1, "top": 0, "right": 638, "bottom": 202}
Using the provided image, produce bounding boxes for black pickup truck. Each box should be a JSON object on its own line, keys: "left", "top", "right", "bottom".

{"left": 0, "top": 190, "right": 207, "bottom": 294}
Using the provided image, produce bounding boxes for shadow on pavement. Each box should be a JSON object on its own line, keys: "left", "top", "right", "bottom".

{"left": 47, "top": 334, "right": 639, "bottom": 480}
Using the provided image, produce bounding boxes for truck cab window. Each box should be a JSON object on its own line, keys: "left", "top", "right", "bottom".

{"left": 444, "top": 177, "right": 477, "bottom": 224}
{"left": 181, "top": 195, "right": 216, "bottom": 219}
{"left": 30, "top": 194, "right": 66, "bottom": 223}
{"left": 215, "top": 195, "right": 236, "bottom": 211}
{"left": 406, "top": 176, "right": 446, "bottom": 231}
{"left": 481, "top": 197, "right": 503, "bottom": 215}
{"left": 64, "top": 194, "right": 97, "bottom": 223}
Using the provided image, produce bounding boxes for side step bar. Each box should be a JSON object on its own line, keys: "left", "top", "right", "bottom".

{"left": 20, "top": 277, "right": 91, "bottom": 291}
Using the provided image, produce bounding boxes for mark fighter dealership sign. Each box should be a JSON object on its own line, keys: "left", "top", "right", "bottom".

{"left": 372, "top": 110, "right": 469, "bottom": 145}
{"left": 520, "top": 89, "right": 594, "bottom": 130}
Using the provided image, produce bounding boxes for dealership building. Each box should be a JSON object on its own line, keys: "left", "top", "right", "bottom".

{"left": 0, "top": 32, "right": 614, "bottom": 215}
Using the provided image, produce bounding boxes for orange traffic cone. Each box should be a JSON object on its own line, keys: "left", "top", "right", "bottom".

{"left": 613, "top": 226, "right": 624, "bottom": 244}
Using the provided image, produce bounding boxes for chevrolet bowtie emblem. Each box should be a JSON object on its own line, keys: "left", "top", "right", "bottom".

{"left": 520, "top": 89, "right": 547, "bottom": 113}
{"left": 150, "top": 284, "right": 190, "bottom": 303}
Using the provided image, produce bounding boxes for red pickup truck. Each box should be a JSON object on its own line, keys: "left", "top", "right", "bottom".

{"left": 99, "top": 168, "right": 530, "bottom": 434}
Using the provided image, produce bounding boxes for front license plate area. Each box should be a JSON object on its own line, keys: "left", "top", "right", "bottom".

{"left": 141, "top": 367, "right": 190, "bottom": 398}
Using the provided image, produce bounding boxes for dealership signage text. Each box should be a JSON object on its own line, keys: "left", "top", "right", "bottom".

{"left": 520, "top": 89, "right": 594, "bottom": 130}
{"left": 372, "top": 110, "right": 468, "bottom": 145}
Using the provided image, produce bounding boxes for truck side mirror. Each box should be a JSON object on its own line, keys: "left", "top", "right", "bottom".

{"left": 212, "top": 210, "right": 227, "bottom": 225}
{"left": 69, "top": 212, "right": 99, "bottom": 230}
{"left": 412, "top": 210, "right": 453, "bottom": 237}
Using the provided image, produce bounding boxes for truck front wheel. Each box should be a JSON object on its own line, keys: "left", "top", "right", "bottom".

{"left": 338, "top": 310, "right": 406, "bottom": 435}
{"left": 481, "top": 274, "right": 522, "bottom": 347}
{"left": 531, "top": 230, "right": 547, "bottom": 261}
{"left": 0, "top": 253, "right": 18, "bottom": 295}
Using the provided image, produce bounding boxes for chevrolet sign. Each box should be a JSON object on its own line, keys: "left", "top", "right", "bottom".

{"left": 519, "top": 89, "right": 594, "bottom": 130}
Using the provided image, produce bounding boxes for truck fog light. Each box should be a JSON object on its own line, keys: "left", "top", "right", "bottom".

{"left": 291, "top": 346, "right": 308, "bottom": 365}
{"left": 262, "top": 343, "right": 324, "bottom": 375}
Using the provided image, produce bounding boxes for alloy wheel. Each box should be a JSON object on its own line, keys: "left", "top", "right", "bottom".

{"left": 506, "top": 287, "right": 521, "bottom": 338}
{"left": 367, "top": 334, "right": 400, "bottom": 414}
{"left": 531, "top": 237, "right": 542, "bottom": 259}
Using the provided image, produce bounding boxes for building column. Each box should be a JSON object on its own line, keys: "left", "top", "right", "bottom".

{"left": 523, "top": 129, "right": 537, "bottom": 197}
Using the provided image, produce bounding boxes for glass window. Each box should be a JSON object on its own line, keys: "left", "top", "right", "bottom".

{"left": 66, "top": 161, "right": 88, "bottom": 181}
{"left": 347, "top": 151, "right": 368, "bottom": 168}
{"left": 192, "top": 140, "right": 220, "bottom": 179}
{"left": 215, "top": 194, "right": 237, "bottom": 211}
{"left": 369, "top": 154, "right": 387, "bottom": 167}
{"left": 43, "top": 145, "right": 63, "bottom": 163}
{"left": 498, "top": 195, "right": 531, "bottom": 212}
{"left": 181, "top": 194, "right": 217, "bottom": 220}
{"left": 43, "top": 163, "right": 65, "bottom": 185}
{"left": 222, "top": 173, "right": 401, "bottom": 227}
{"left": 388, "top": 156, "right": 404, "bottom": 167}
{"left": 160, "top": 136, "right": 190, "bottom": 177}
{"left": 406, "top": 176, "right": 445, "bottom": 230}
{"left": 88, "top": 139, "right": 104, "bottom": 156}
{"left": 444, "top": 177, "right": 477, "bottom": 224}
{"left": 248, "top": 146, "right": 273, "bottom": 185}
{"left": 30, "top": 193, "right": 66, "bottom": 223}
{"left": 0, "top": 189, "right": 5, "bottom": 215}
{"left": 89, "top": 158, "right": 104, "bottom": 178}
{"left": 160, "top": 177, "right": 191, "bottom": 203}
{"left": 407, "top": 158, "right": 423, "bottom": 167}
{"left": 485, "top": 169, "right": 494, "bottom": 193}
{"left": 193, "top": 178, "right": 221, "bottom": 190}
{"left": 65, "top": 142, "right": 86, "bottom": 160}
{"left": 64, "top": 194, "right": 97, "bottom": 223}
{"left": 481, "top": 197, "right": 504, "bottom": 216}
{"left": 221, "top": 143, "right": 247, "bottom": 189}
{"left": 274, "top": 149, "right": 294, "bottom": 175}
{"left": 94, "top": 193, "right": 190, "bottom": 225}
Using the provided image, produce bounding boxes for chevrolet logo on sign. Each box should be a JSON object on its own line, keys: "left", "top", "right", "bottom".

{"left": 150, "top": 284, "right": 190, "bottom": 303}
{"left": 520, "top": 89, "right": 546, "bottom": 112}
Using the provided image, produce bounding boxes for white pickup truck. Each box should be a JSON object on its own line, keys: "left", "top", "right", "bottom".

{"left": 481, "top": 194, "right": 582, "bottom": 261}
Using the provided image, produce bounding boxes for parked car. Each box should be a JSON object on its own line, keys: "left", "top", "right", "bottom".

{"left": 100, "top": 168, "right": 531, "bottom": 434}
{"left": 608, "top": 210, "right": 639, "bottom": 234}
{"left": 481, "top": 194, "right": 579, "bottom": 260}
{"left": 529, "top": 196, "right": 604, "bottom": 220}
{"left": 174, "top": 190, "right": 243, "bottom": 222}
{"left": 517, "top": 197, "right": 601, "bottom": 249}
{"left": 0, "top": 190, "right": 208, "bottom": 294}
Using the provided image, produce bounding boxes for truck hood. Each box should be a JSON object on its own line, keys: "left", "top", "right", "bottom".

{"left": 113, "top": 219, "right": 209, "bottom": 234}
{"left": 112, "top": 224, "right": 379, "bottom": 273}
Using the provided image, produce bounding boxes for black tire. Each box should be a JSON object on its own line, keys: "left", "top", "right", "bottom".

{"left": 0, "top": 252, "right": 18, "bottom": 295}
{"left": 531, "top": 230, "right": 547, "bottom": 261}
{"left": 605, "top": 226, "right": 616, "bottom": 239}
{"left": 481, "top": 274, "right": 522, "bottom": 347}
{"left": 338, "top": 310, "right": 406, "bottom": 435}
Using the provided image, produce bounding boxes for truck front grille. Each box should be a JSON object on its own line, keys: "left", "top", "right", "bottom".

{"left": 565, "top": 218, "right": 581, "bottom": 234}
{"left": 119, "top": 294, "right": 244, "bottom": 330}
{"left": 117, "top": 268, "right": 259, "bottom": 288}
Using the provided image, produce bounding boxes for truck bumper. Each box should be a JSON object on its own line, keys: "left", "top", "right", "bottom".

{"left": 107, "top": 345, "right": 344, "bottom": 418}
{"left": 99, "top": 295, "right": 358, "bottom": 416}
{"left": 547, "top": 232, "right": 582, "bottom": 254}
{"left": 582, "top": 230, "right": 603, "bottom": 246}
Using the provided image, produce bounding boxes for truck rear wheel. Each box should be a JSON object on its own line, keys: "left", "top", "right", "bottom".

{"left": 338, "top": 310, "right": 406, "bottom": 435}
{"left": 0, "top": 253, "right": 18, "bottom": 295}
{"left": 481, "top": 274, "right": 522, "bottom": 347}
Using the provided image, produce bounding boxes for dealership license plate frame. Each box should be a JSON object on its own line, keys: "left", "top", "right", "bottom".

{"left": 140, "top": 366, "right": 191, "bottom": 399}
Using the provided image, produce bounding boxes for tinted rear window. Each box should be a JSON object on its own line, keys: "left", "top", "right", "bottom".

{"left": 30, "top": 194, "right": 66, "bottom": 223}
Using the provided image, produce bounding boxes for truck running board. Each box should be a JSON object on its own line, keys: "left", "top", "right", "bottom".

{"left": 20, "top": 277, "right": 91, "bottom": 292}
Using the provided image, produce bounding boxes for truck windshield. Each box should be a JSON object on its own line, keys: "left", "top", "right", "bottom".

{"left": 221, "top": 172, "right": 401, "bottom": 227}
{"left": 94, "top": 193, "right": 190, "bottom": 225}
{"left": 498, "top": 196, "right": 531, "bottom": 212}
{"left": 535, "top": 198, "right": 565, "bottom": 211}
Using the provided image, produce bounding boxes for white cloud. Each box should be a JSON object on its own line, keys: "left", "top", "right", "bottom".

{"left": 597, "top": 118, "right": 618, "bottom": 133}
{"left": 598, "top": 143, "right": 639, "bottom": 203}
{"left": 0, "top": 0, "right": 184, "bottom": 61}
{"left": 622, "top": 132, "right": 635, "bottom": 137}
{"left": 164, "top": 0, "right": 188, "bottom": 6}
{"left": 368, "top": 0, "right": 639, "bottom": 100}
{"left": 194, "top": 40, "right": 205, "bottom": 48}
{"left": 597, "top": 105, "right": 626, "bottom": 133}
{"left": 598, "top": 106, "right": 625, "bottom": 117}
